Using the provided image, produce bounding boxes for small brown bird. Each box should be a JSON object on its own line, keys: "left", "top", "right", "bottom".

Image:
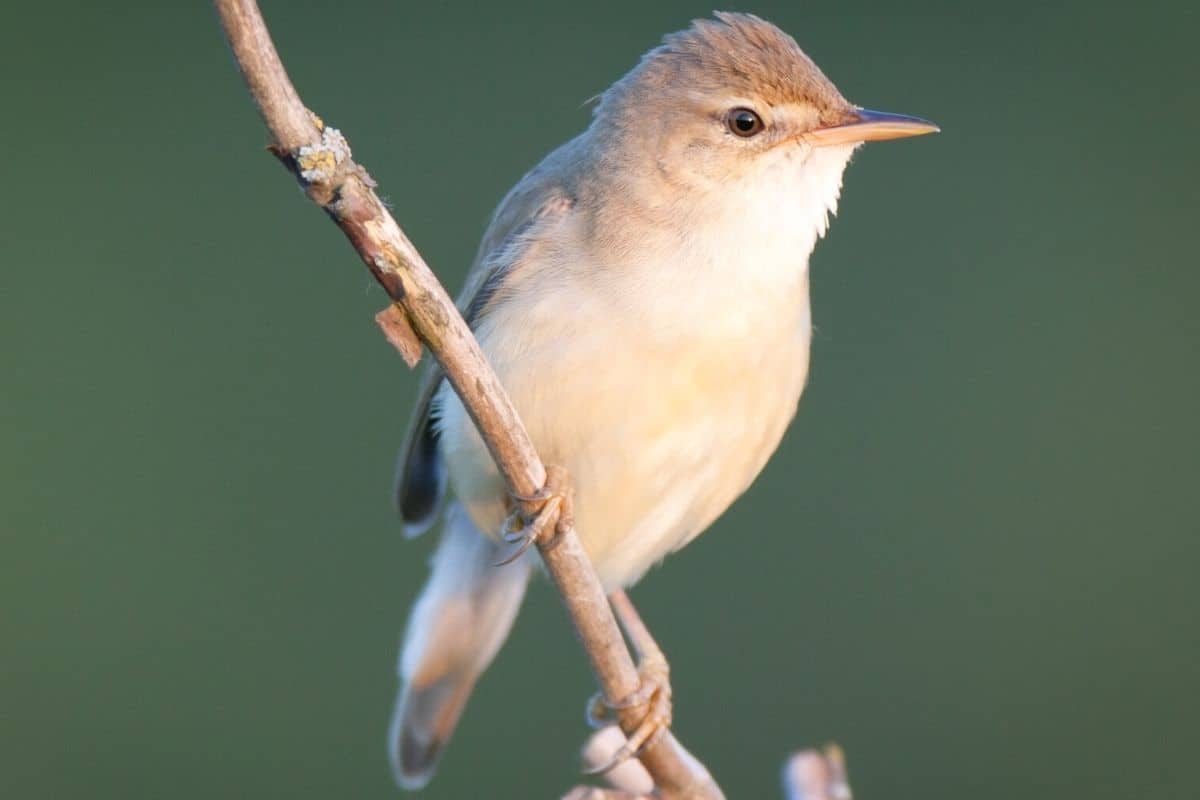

{"left": 388, "top": 12, "right": 936, "bottom": 788}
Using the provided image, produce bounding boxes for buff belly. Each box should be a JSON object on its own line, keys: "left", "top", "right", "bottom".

{"left": 435, "top": 275, "right": 812, "bottom": 592}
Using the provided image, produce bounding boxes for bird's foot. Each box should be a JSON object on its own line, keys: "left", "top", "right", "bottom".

{"left": 583, "top": 653, "right": 673, "bottom": 775}
{"left": 496, "top": 464, "right": 572, "bottom": 566}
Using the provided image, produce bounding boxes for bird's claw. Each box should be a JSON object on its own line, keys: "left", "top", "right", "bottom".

{"left": 583, "top": 655, "right": 672, "bottom": 775}
{"left": 495, "top": 464, "right": 571, "bottom": 566}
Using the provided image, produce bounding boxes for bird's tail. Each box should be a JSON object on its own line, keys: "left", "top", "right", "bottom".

{"left": 388, "top": 503, "right": 531, "bottom": 790}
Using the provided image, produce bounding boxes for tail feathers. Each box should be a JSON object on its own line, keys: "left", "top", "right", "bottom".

{"left": 390, "top": 674, "right": 475, "bottom": 790}
{"left": 389, "top": 504, "right": 531, "bottom": 790}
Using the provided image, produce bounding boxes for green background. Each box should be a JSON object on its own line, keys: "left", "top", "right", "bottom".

{"left": 3, "top": 1, "right": 1196, "bottom": 797}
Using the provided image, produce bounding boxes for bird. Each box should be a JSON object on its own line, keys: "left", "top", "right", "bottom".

{"left": 387, "top": 11, "right": 936, "bottom": 789}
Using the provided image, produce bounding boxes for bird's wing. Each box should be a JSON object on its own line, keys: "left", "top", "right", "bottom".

{"left": 394, "top": 144, "right": 579, "bottom": 537}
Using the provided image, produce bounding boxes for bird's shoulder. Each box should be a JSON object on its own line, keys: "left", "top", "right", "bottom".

{"left": 457, "top": 134, "right": 589, "bottom": 326}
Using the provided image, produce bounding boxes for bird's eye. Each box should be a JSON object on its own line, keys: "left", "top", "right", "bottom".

{"left": 726, "top": 107, "right": 764, "bottom": 137}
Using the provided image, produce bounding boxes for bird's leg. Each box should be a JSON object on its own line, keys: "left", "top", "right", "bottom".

{"left": 584, "top": 590, "right": 673, "bottom": 775}
{"left": 496, "top": 464, "right": 572, "bottom": 566}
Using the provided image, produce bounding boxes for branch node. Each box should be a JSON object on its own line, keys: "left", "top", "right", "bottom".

{"left": 296, "top": 125, "right": 351, "bottom": 183}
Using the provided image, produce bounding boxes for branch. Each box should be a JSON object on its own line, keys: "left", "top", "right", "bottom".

{"left": 573, "top": 729, "right": 854, "bottom": 800}
{"left": 782, "top": 746, "right": 852, "bottom": 800}
{"left": 212, "top": 1, "right": 721, "bottom": 796}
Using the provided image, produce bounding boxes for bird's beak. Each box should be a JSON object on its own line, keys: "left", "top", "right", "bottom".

{"left": 805, "top": 108, "right": 939, "bottom": 147}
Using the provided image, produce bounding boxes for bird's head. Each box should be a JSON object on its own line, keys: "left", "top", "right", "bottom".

{"left": 592, "top": 12, "right": 937, "bottom": 241}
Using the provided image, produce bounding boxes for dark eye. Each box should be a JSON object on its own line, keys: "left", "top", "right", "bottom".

{"left": 726, "top": 107, "right": 764, "bottom": 137}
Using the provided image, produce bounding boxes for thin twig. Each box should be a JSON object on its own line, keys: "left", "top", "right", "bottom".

{"left": 782, "top": 746, "right": 853, "bottom": 800}
{"left": 611, "top": 591, "right": 665, "bottom": 666}
{"left": 212, "top": 1, "right": 722, "bottom": 796}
